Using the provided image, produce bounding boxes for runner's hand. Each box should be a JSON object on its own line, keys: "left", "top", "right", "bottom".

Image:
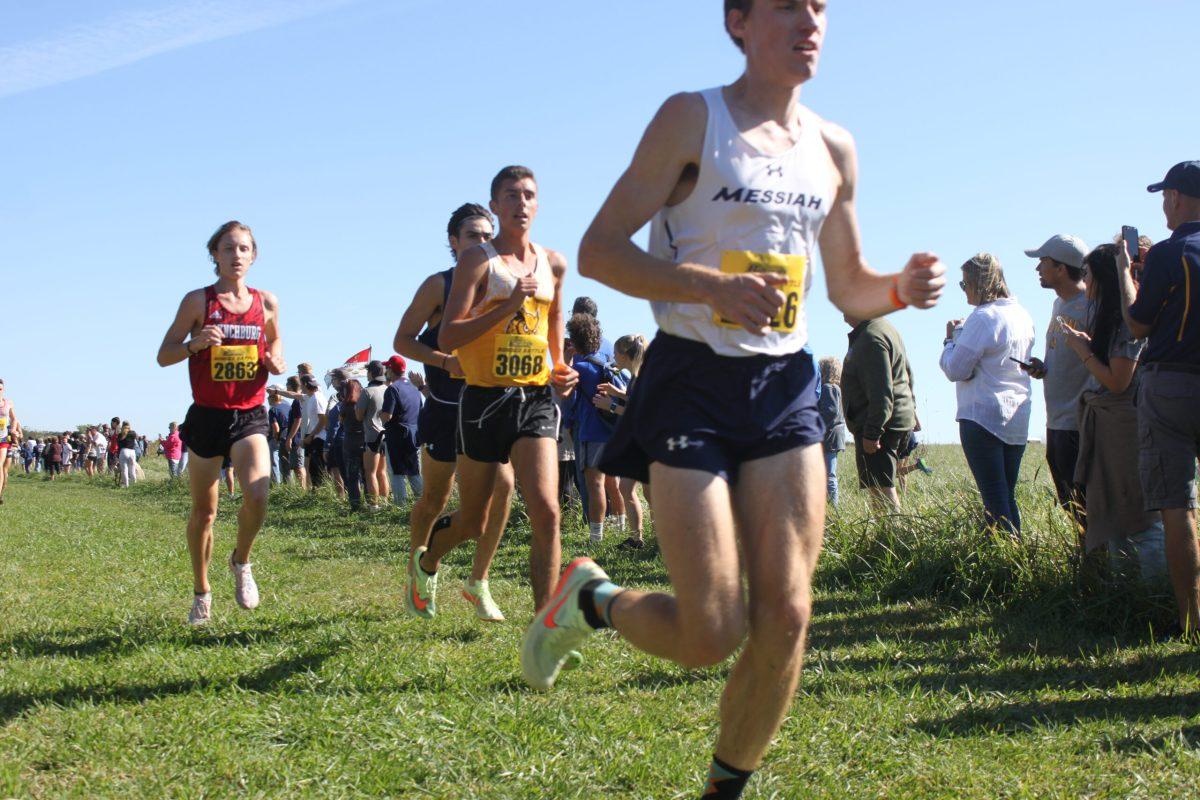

{"left": 263, "top": 351, "right": 286, "bottom": 375}
{"left": 443, "top": 355, "right": 465, "bottom": 379}
{"left": 897, "top": 253, "right": 946, "bottom": 309}
{"left": 506, "top": 276, "right": 539, "bottom": 310}
{"left": 705, "top": 271, "right": 788, "bottom": 335}
{"left": 551, "top": 363, "right": 579, "bottom": 397}
{"left": 190, "top": 325, "right": 223, "bottom": 351}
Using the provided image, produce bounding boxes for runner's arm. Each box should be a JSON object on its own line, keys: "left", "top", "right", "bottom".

{"left": 818, "top": 123, "right": 945, "bottom": 317}
{"left": 156, "top": 290, "right": 206, "bottom": 367}
{"left": 579, "top": 93, "right": 790, "bottom": 334}
{"left": 394, "top": 275, "right": 457, "bottom": 371}
{"left": 260, "top": 291, "right": 286, "bottom": 375}
{"left": 438, "top": 245, "right": 525, "bottom": 352}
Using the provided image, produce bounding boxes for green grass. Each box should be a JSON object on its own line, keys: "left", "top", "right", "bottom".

{"left": 2, "top": 448, "right": 1199, "bottom": 798}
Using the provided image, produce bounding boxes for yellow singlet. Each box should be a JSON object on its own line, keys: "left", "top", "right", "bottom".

{"left": 455, "top": 242, "right": 555, "bottom": 388}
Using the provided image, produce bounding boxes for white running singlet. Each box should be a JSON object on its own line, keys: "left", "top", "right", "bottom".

{"left": 649, "top": 86, "right": 837, "bottom": 357}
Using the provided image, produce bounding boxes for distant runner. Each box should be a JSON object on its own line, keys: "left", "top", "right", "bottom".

{"left": 157, "top": 221, "right": 286, "bottom": 625}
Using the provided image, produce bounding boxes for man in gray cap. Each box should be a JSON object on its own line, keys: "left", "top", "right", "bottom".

{"left": 1022, "top": 233, "right": 1091, "bottom": 539}
{"left": 1121, "top": 160, "right": 1200, "bottom": 638}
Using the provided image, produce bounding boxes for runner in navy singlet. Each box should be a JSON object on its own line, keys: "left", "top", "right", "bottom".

{"left": 157, "top": 221, "right": 286, "bottom": 626}
{"left": 391, "top": 203, "right": 516, "bottom": 622}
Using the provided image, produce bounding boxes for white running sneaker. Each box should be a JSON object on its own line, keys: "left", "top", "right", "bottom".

{"left": 228, "top": 553, "right": 260, "bottom": 610}
{"left": 406, "top": 546, "right": 438, "bottom": 619}
{"left": 462, "top": 578, "right": 505, "bottom": 622}
{"left": 188, "top": 592, "right": 212, "bottom": 626}
{"left": 521, "top": 558, "right": 608, "bottom": 690}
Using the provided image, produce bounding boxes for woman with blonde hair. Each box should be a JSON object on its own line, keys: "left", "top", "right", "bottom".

{"left": 940, "top": 253, "right": 1035, "bottom": 535}
{"left": 817, "top": 356, "right": 847, "bottom": 506}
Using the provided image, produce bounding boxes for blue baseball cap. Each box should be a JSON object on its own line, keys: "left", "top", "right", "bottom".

{"left": 1147, "top": 160, "right": 1200, "bottom": 198}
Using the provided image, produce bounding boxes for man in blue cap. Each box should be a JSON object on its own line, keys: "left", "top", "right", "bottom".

{"left": 1121, "top": 160, "right": 1200, "bottom": 638}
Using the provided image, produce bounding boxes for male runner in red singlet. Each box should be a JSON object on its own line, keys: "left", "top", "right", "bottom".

{"left": 393, "top": 203, "right": 516, "bottom": 622}
{"left": 0, "top": 378, "right": 21, "bottom": 505}
{"left": 521, "top": 4, "right": 946, "bottom": 798}
{"left": 157, "top": 221, "right": 286, "bottom": 626}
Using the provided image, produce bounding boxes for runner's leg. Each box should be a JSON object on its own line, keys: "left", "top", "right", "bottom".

{"left": 470, "top": 462, "right": 516, "bottom": 582}
{"left": 714, "top": 445, "right": 823, "bottom": 770}
{"left": 420, "top": 455, "right": 499, "bottom": 570}
{"left": 409, "top": 450, "right": 457, "bottom": 550}
{"left": 186, "top": 450, "right": 222, "bottom": 593}
{"left": 606, "top": 466, "right": 745, "bottom": 666}
{"left": 509, "top": 436, "right": 562, "bottom": 610}
{"left": 229, "top": 434, "right": 270, "bottom": 564}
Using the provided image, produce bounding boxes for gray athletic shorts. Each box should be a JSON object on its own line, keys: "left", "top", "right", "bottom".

{"left": 1137, "top": 368, "right": 1200, "bottom": 511}
{"left": 289, "top": 442, "right": 306, "bottom": 471}
{"left": 580, "top": 440, "right": 607, "bottom": 471}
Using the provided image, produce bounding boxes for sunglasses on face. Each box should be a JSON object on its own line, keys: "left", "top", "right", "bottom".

{"left": 958, "top": 280, "right": 967, "bottom": 290}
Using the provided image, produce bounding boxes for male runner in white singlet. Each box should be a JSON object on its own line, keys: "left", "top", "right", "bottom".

{"left": 521, "top": 3, "right": 946, "bottom": 798}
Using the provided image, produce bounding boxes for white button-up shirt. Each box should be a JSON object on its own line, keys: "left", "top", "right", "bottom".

{"left": 939, "top": 297, "right": 1036, "bottom": 445}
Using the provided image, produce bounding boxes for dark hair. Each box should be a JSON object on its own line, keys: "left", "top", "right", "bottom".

{"left": 1083, "top": 244, "right": 1122, "bottom": 367}
{"left": 1064, "top": 264, "right": 1084, "bottom": 282}
{"left": 207, "top": 221, "right": 257, "bottom": 275}
{"left": 724, "top": 0, "right": 752, "bottom": 52}
{"left": 490, "top": 165, "right": 536, "bottom": 200}
{"left": 447, "top": 203, "right": 493, "bottom": 251}
{"left": 286, "top": 376, "right": 300, "bottom": 391}
{"left": 367, "top": 360, "right": 385, "bottom": 381}
{"left": 572, "top": 296, "right": 598, "bottom": 317}
{"left": 566, "top": 313, "right": 603, "bottom": 357}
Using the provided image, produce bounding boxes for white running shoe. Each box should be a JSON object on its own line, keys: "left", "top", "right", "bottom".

{"left": 228, "top": 553, "right": 260, "bottom": 610}
{"left": 521, "top": 558, "right": 608, "bottom": 690}
{"left": 462, "top": 578, "right": 505, "bottom": 622}
{"left": 188, "top": 592, "right": 212, "bottom": 626}
{"left": 405, "top": 546, "right": 438, "bottom": 619}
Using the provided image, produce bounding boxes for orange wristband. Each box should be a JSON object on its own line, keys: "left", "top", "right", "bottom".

{"left": 889, "top": 276, "right": 908, "bottom": 310}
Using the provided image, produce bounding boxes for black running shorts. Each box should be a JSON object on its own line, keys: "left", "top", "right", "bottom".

{"left": 418, "top": 398, "right": 459, "bottom": 464}
{"left": 457, "top": 385, "right": 559, "bottom": 465}
{"left": 600, "top": 331, "right": 824, "bottom": 484}
{"left": 179, "top": 404, "right": 268, "bottom": 461}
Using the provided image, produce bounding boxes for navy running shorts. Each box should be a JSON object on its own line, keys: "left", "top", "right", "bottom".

{"left": 599, "top": 331, "right": 824, "bottom": 484}
{"left": 418, "top": 398, "right": 459, "bottom": 464}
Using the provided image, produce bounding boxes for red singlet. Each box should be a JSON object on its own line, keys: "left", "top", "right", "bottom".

{"left": 188, "top": 285, "right": 269, "bottom": 410}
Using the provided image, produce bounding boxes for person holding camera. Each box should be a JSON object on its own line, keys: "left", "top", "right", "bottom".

{"left": 1120, "top": 161, "right": 1200, "bottom": 637}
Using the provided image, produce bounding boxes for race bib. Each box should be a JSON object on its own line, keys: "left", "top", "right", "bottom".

{"left": 211, "top": 345, "right": 260, "bottom": 382}
{"left": 714, "top": 250, "right": 806, "bottom": 333}
{"left": 0, "top": 418, "right": 7, "bottom": 438}
{"left": 493, "top": 334, "right": 547, "bottom": 380}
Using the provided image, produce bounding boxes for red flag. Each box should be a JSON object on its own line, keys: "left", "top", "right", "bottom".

{"left": 342, "top": 346, "right": 371, "bottom": 364}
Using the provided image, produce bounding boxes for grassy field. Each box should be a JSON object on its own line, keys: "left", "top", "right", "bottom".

{"left": 2, "top": 447, "right": 1199, "bottom": 798}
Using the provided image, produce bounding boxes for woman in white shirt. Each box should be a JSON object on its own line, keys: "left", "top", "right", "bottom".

{"left": 940, "top": 253, "right": 1036, "bottom": 536}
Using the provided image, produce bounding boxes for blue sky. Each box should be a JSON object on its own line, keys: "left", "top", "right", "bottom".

{"left": 3, "top": 0, "right": 1196, "bottom": 441}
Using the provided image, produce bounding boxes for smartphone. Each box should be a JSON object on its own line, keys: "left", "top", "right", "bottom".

{"left": 1122, "top": 225, "right": 1141, "bottom": 264}
{"left": 1009, "top": 357, "right": 1034, "bottom": 369}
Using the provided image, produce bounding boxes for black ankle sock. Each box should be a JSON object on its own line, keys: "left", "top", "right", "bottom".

{"left": 701, "top": 755, "right": 753, "bottom": 799}
{"left": 421, "top": 516, "right": 453, "bottom": 575}
{"left": 579, "top": 579, "right": 623, "bottom": 630}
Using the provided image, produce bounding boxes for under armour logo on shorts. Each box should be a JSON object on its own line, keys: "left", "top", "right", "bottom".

{"left": 666, "top": 436, "right": 704, "bottom": 452}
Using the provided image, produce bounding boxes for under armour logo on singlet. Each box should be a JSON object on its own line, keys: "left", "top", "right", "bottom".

{"left": 666, "top": 436, "right": 703, "bottom": 452}
{"left": 767, "top": 165, "right": 784, "bottom": 178}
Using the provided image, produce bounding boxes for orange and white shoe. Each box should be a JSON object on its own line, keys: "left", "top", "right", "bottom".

{"left": 521, "top": 558, "right": 607, "bottom": 690}
{"left": 462, "top": 578, "right": 504, "bottom": 622}
{"left": 405, "top": 546, "right": 438, "bottom": 619}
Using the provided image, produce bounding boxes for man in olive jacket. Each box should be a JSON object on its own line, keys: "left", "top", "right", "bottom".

{"left": 841, "top": 314, "right": 916, "bottom": 509}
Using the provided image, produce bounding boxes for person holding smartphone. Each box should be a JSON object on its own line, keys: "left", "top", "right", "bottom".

{"left": 1021, "top": 234, "right": 1091, "bottom": 540}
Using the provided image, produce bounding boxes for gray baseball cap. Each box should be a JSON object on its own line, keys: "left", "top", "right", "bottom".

{"left": 1024, "top": 234, "right": 1089, "bottom": 269}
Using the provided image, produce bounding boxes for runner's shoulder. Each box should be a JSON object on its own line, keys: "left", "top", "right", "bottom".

{"left": 256, "top": 288, "right": 280, "bottom": 313}
{"left": 649, "top": 91, "right": 709, "bottom": 142}
{"left": 540, "top": 245, "right": 569, "bottom": 276}
{"left": 815, "top": 115, "right": 856, "bottom": 174}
